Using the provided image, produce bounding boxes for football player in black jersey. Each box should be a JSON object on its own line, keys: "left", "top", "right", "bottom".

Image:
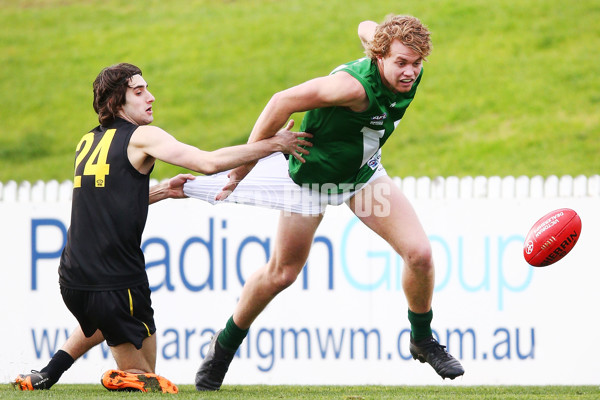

{"left": 13, "top": 63, "right": 312, "bottom": 393}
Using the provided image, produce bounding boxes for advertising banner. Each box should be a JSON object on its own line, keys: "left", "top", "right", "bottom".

{"left": 0, "top": 195, "right": 597, "bottom": 385}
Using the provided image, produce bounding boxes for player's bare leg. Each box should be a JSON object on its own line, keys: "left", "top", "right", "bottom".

{"left": 348, "top": 175, "right": 434, "bottom": 312}
{"left": 102, "top": 334, "right": 178, "bottom": 393}
{"left": 234, "top": 212, "right": 324, "bottom": 328}
{"left": 110, "top": 334, "right": 157, "bottom": 373}
{"left": 196, "top": 212, "right": 323, "bottom": 391}
{"left": 348, "top": 175, "right": 464, "bottom": 380}
{"left": 13, "top": 327, "right": 103, "bottom": 391}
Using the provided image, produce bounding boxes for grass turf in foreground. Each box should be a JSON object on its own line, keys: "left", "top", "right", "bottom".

{"left": 0, "top": 385, "right": 599, "bottom": 399}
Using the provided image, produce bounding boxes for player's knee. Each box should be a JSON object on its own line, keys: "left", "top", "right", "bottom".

{"left": 404, "top": 243, "right": 433, "bottom": 273}
{"left": 270, "top": 266, "right": 300, "bottom": 292}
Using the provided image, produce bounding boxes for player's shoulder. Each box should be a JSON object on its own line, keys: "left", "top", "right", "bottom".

{"left": 331, "top": 58, "right": 374, "bottom": 85}
{"left": 334, "top": 59, "right": 374, "bottom": 91}
{"left": 331, "top": 57, "right": 372, "bottom": 74}
{"left": 333, "top": 71, "right": 367, "bottom": 96}
{"left": 130, "top": 124, "right": 172, "bottom": 146}
{"left": 132, "top": 124, "right": 168, "bottom": 136}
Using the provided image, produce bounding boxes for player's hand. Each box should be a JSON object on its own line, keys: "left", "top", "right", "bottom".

{"left": 215, "top": 166, "right": 251, "bottom": 201}
{"left": 216, "top": 175, "right": 238, "bottom": 201}
{"left": 168, "top": 173, "right": 195, "bottom": 199}
{"left": 273, "top": 119, "right": 313, "bottom": 163}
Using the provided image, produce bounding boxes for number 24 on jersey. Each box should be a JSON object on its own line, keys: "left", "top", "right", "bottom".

{"left": 73, "top": 129, "right": 116, "bottom": 188}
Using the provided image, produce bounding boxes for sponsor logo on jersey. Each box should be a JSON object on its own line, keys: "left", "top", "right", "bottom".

{"left": 370, "top": 113, "right": 386, "bottom": 126}
{"left": 367, "top": 152, "right": 381, "bottom": 170}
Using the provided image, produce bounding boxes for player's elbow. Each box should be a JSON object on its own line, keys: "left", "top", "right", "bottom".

{"left": 192, "top": 153, "right": 222, "bottom": 175}
{"left": 358, "top": 21, "right": 377, "bottom": 44}
{"left": 199, "top": 159, "right": 221, "bottom": 175}
{"left": 357, "top": 21, "right": 369, "bottom": 35}
{"left": 268, "top": 90, "right": 295, "bottom": 114}
{"left": 267, "top": 91, "right": 284, "bottom": 110}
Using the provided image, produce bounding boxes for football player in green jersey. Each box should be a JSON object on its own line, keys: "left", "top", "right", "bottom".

{"left": 190, "top": 15, "right": 464, "bottom": 390}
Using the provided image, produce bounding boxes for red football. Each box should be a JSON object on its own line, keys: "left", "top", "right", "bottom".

{"left": 523, "top": 208, "right": 582, "bottom": 267}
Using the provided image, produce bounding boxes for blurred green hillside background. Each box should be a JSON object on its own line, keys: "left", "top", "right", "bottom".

{"left": 1, "top": 0, "right": 598, "bottom": 183}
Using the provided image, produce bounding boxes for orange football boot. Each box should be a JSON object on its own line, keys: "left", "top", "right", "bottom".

{"left": 13, "top": 370, "right": 52, "bottom": 390}
{"left": 101, "top": 369, "right": 178, "bottom": 393}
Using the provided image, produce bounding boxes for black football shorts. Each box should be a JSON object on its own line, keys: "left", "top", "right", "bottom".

{"left": 60, "top": 283, "right": 156, "bottom": 350}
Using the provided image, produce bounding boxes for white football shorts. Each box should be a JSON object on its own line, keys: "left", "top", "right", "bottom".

{"left": 183, "top": 153, "right": 387, "bottom": 215}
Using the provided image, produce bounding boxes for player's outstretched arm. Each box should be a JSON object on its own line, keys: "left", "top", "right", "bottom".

{"left": 216, "top": 72, "right": 369, "bottom": 200}
{"left": 130, "top": 122, "right": 312, "bottom": 177}
{"left": 213, "top": 119, "right": 312, "bottom": 165}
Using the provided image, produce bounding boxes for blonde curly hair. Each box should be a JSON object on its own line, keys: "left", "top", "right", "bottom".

{"left": 364, "top": 15, "right": 432, "bottom": 60}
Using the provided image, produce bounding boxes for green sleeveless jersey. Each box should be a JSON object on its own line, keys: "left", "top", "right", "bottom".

{"left": 288, "top": 57, "right": 422, "bottom": 193}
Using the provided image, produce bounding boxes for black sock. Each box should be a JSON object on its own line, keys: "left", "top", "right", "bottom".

{"left": 40, "top": 350, "right": 75, "bottom": 384}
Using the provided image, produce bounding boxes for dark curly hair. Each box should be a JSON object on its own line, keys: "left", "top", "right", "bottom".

{"left": 92, "top": 63, "right": 142, "bottom": 126}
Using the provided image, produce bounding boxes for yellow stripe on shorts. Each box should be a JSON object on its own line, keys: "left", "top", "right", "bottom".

{"left": 143, "top": 322, "right": 151, "bottom": 337}
{"left": 127, "top": 289, "right": 133, "bottom": 316}
{"left": 128, "top": 288, "right": 151, "bottom": 337}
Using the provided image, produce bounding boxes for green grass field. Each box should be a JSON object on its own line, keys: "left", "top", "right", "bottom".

{"left": 1, "top": 0, "right": 599, "bottom": 183}
{"left": 1, "top": 384, "right": 599, "bottom": 399}
{"left": 1, "top": 1, "right": 598, "bottom": 397}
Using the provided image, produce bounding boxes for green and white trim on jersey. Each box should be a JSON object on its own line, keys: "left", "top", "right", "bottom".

{"left": 289, "top": 57, "right": 422, "bottom": 193}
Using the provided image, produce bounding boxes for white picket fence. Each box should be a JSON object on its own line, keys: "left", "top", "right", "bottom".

{"left": 1, "top": 175, "right": 599, "bottom": 202}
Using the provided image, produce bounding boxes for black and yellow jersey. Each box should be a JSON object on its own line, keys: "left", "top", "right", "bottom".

{"left": 59, "top": 118, "right": 151, "bottom": 290}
